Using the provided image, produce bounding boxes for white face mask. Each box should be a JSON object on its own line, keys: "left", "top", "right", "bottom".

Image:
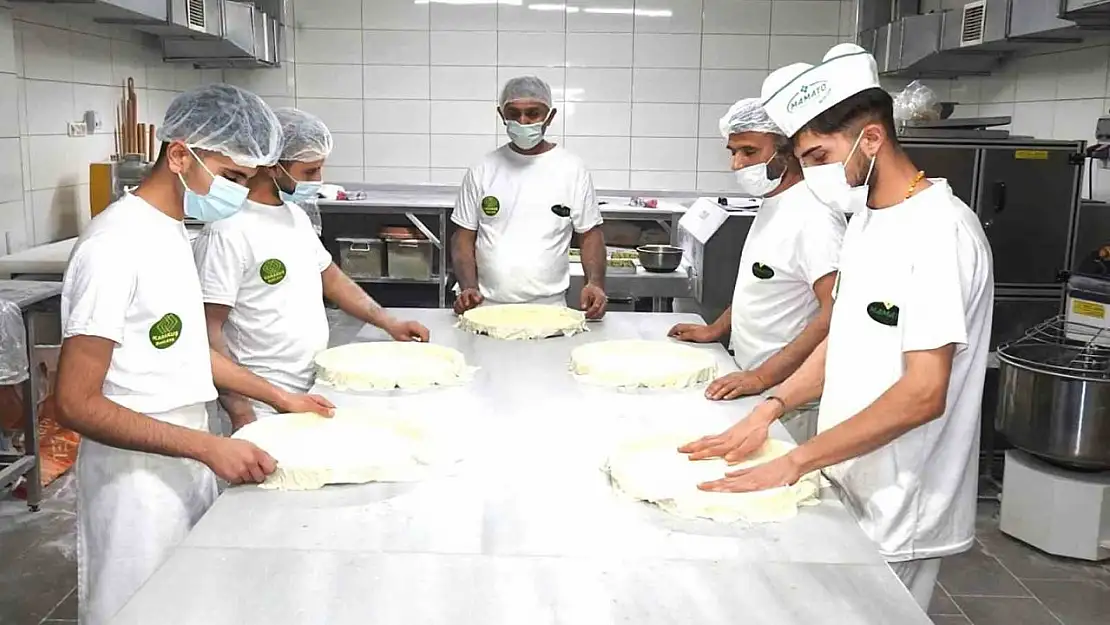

{"left": 505, "top": 113, "right": 550, "bottom": 151}
{"left": 733, "top": 154, "right": 783, "bottom": 198}
{"left": 802, "top": 131, "right": 875, "bottom": 214}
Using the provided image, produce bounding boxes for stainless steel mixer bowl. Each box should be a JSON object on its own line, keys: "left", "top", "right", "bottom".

{"left": 995, "top": 343, "right": 1110, "bottom": 470}
{"left": 636, "top": 245, "right": 682, "bottom": 273}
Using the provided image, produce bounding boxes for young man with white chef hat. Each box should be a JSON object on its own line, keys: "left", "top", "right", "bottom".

{"left": 667, "top": 98, "right": 845, "bottom": 407}
{"left": 681, "top": 44, "right": 994, "bottom": 610}
{"left": 194, "top": 107, "right": 430, "bottom": 429}
{"left": 450, "top": 75, "right": 608, "bottom": 318}
{"left": 53, "top": 85, "right": 335, "bottom": 625}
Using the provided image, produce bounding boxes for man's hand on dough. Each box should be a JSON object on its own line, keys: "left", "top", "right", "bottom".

{"left": 454, "top": 288, "right": 483, "bottom": 314}
{"left": 201, "top": 437, "right": 277, "bottom": 485}
{"left": 275, "top": 391, "right": 335, "bottom": 417}
{"left": 678, "top": 402, "right": 779, "bottom": 463}
{"left": 581, "top": 284, "right": 607, "bottom": 319}
{"left": 698, "top": 453, "right": 802, "bottom": 493}
{"left": 386, "top": 319, "right": 430, "bottom": 342}
{"left": 705, "top": 371, "right": 767, "bottom": 401}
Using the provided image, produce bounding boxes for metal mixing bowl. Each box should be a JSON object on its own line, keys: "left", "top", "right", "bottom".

{"left": 636, "top": 244, "right": 683, "bottom": 273}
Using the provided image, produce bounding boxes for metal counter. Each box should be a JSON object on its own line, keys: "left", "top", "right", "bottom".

{"left": 112, "top": 310, "right": 927, "bottom": 625}
{"left": 0, "top": 280, "right": 62, "bottom": 510}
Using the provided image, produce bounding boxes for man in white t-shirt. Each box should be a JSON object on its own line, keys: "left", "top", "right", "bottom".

{"left": 194, "top": 108, "right": 430, "bottom": 428}
{"left": 668, "top": 98, "right": 844, "bottom": 402}
{"left": 682, "top": 46, "right": 993, "bottom": 611}
{"left": 451, "top": 76, "right": 607, "bottom": 317}
{"left": 53, "top": 85, "right": 334, "bottom": 625}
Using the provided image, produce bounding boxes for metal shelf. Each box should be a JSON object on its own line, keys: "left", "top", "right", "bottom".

{"left": 353, "top": 276, "right": 441, "bottom": 285}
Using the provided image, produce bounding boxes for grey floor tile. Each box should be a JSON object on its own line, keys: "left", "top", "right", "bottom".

{"left": 929, "top": 584, "right": 962, "bottom": 616}
{"left": 955, "top": 596, "right": 1063, "bottom": 625}
{"left": 978, "top": 529, "right": 1110, "bottom": 583}
{"left": 44, "top": 586, "right": 77, "bottom": 621}
{"left": 931, "top": 617, "right": 971, "bottom": 625}
{"left": 1023, "top": 579, "right": 1110, "bottom": 625}
{"left": 939, "top": 543, "right": 1029, "bottom": 597}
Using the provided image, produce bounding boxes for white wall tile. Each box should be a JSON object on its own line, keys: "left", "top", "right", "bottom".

{"left": 498, "top": 4, "right": 566, "bottom": 32}
{"left": 297, "top": 64, "right": 362, "bottom": 99}
{"left": 431, "top": 31, "right": 496, "bottom": 66}
{"left": 21, "top": 24, "right": 70, "bottom": 82}
{"left": 703, "top": 0, "right": 772, "bottom": 35}
{"left": 324, "top": 166, "right": 364, "bottom": 183}
{"left": 590, "top": 169, "right": 631, "bottom": 189}
{"left": 771, "top": 1, "right": 842, "bottom": 36}
{"left": 31, "top": 185, "right": 82, "bottom": 244}
{"left": 0, "top": 11, "right": 15, "bottom": 75}
{"left": 696, "top": 171, "right": 738, "bottom": 191}
{"left": 365, "top": 133, "right": 430, "bottom": 168}
{"left": 109, "top": 39, "right": 145, "bottom": 87}
{"left": 431, "top": 66, "right": 495, "bottom": 101}
{"left": 564, "top": 102, "right": 631, "bottom": 136}
{"left": 699, "top": 69, "right": 766, "bottom": 104}
{"left": 563, "top": 136, "right": 630, "bottom": 170}
{"left": 364, "top": 167, "right": 431, "bottom": 184}
{"left": 28, "top": 135, "right": 76, "bottom": 191}
{"left": 631, "top": 137, "right": 697, "bottom": 171}
{"left": 296, "top": 28, "right": 362, "bottom": 65}
{"left": 631, "top": 103, "right": 698, "bottom": 138}
{"left": 634, "top": 1, "right": 705, "bottom": 34}
{"left": 1055, "top": 47, "right": 1109, "bottom": 100}
{"left": 225, "top": 66, "right": 295, "bottom": 98}
{"left": 24, "top": 80, "right": 73, "bottom": 136}
{"left": 978, "top": 73, "right": 1017, "bottom": 104}
{"left": 298, "top": 98, "right": 364, "bottom": 133}
{"left": 696, "top": 137, "right": 732, "bottom": 172}
{"left": 567, "top": 2, "right": 634, "bottom": 33}
{"left": 430, "top": 135, "right": 496, "bottom": 168}
{"left": 363, "top": 0, "right": 428, "bottom": 30}
{"left": 0, "top": 138, "right": 21, "bottom": 204}
{"left": 431, "top": 101, "right": 496, "bottom": 135}
{"left": 71, "top": 33, "right": 112, "bottom": 85}
{"left": 565, "top": 68, "right": 631, "bottom": 102}
{"left": 0, "top": 75, "right": 19, "bottom": 139}
{"left": 328, "top": 133, "right": 364, "bottom": 168}
{"left": 633, "top": 34, "right": 700, "bottom": 69}
{"left": 702, "top": 35, "right": 769, "bottom": 70}
{"left": 498, "top": 32, "right": 564, "bottom": 67}
{"left": 630, "top": 170, "right": 696, "bottom": 189}
{"left": 364, "top": 30, "right": 429, "bottom": 65}
{"left": 73, "top": 84, "right": 118, "bottom": 140}
{"left": 430, "top": 3, "right": 496, "bottom": 31}
{"left": 632, "top": 69, "right": 699, "bottom": 103}
{"left": 769, "top": 35, "right": 839, "bottom": 67}
{"left": 365, "top": 65, "right": 430, "bottom": 99}
{"left": 1013, "top": 54, "right": 1058, "bottom": 102}
{"left": 1011, "top": 101, "right": 1055, "bottom": 138}
{"left": 430, "top": 168, "right": 467, "bottom": 185}
{"left": 293, "top": 0, "right": 362, "bottom": 29}
{"left": 1051, "top": 98, "right": 1104, "bottom": 142}
{"left": 566, "top": 33, "right": 633, "bottom": 68}
{"left": 364, "top": 99, "right": 430, "bottom": 134}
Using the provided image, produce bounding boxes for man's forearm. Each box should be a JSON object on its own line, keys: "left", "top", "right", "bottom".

{"left": 321, "top": 264, "right": 393, "bottom": 329}
{"left": 58, "top": 394, "right": 210, "bottom": 460}
{"left": 710, "top": 306, "right": 732, "bottom": 338}
{"left": 579, "top": 228, "right": 606, "bottom": 288}
{"left": 749, "top": 312, "right": 831, "bottom": 390}
{"left": 210, "top": 349, "right": 286, "bottom": 411}
{"left": 206, "top": 313, "right": 255, "bottom": 425}
{"left": 452, "top": 230, "right": 479, "bottom": 290}
{"left": 769, "top": 339, "right": 827, "bottom": 412}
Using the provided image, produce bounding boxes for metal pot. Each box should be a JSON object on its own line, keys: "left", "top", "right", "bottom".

{"left": 636, "top": 245, "right": 683, "bottom": 273}
{"left": 995, "top": 317, "right": 1110, "bottom": 470}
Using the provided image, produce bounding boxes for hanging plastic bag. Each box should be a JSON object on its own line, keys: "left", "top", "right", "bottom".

{"left": 0, "top": 299, "right": 28, "bottom": 385}
{"left": 892, "top": 80, "right": 942, "bottom": 123}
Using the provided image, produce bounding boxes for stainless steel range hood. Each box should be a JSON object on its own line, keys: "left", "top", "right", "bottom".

{"left": 162, "top": 0, "right": 278, "bottom": 68}
{"left": 10, "top": 0, "right": 217, "bottom": 38}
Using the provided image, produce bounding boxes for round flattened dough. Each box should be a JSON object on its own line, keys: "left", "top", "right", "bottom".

{"left": 458, "top": 304, "right": 587, "bottom": 340}
{"left": 233, "top": 411, "right": 451, "bottom": 490}
{"left": 314, "top": 341, "right": 471, "bottom": 391}
{"left": 606, "top": 435, "right": 819, "bottom": 523}
{"left": 571, "top": 340, "right": 718, "bottom": 388}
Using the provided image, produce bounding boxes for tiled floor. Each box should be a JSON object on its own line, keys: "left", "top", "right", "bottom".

{"left": 3, "top": 476, "right": 1109, "bottom": 625}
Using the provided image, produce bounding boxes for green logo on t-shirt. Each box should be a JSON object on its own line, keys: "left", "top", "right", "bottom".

{"left": 481, "top": 196, "right": 500, "bottom": 216}
{"left": 866, "top": 302, "right": 900, "bottom": 327}
{"left": 149, "top": 313, "right": 182, "bottom": 349}
{"left": 259, "top": 258, "right": 287, "bottom": 285}
{"left": 752, "top": 262, "right": 775, "bottom": 280}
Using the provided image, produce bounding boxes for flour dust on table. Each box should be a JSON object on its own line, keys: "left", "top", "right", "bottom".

{"left": 570, "top": 340, "right": 718, "bottom": 389}
{"left": 313, "top": 341, "right": 473, "bottom": 391}
{"left": 457, "top": 303, "right": 587, "bottom": 340}
{"left": 606, "top": 436, "right": 819, "bottom": 523}
{"left": 231, "top": 410, "right": 459, "bottom": 491}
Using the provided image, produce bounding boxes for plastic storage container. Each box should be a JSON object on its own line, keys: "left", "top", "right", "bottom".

{"left": 337, "top": 237, "right": 383, "bottom": 279}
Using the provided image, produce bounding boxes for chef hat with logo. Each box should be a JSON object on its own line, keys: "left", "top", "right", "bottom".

{"left": 761, "top": 44, "right": 881, "bottom": 137}
{"left": 718, "top": 97, "right": 783, "bottom": 139}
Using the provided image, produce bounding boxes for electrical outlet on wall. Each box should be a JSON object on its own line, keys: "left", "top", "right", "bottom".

{"left": 67, "top": 121, "right": 87, "bottom": 138}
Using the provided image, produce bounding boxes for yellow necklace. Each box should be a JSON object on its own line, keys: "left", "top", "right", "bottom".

{"left": 906, "top": 171, "right": 926, "bottom": 199}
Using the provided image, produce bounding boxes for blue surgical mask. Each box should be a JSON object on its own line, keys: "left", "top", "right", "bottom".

{"left": 277, "top": 164, "right": 323, "bottom": 204}
{"left": 178, "top": 146, "right": 249, "bottom": 222}
{"left": 505, "top": 117, "right": 548, "bottom": 150}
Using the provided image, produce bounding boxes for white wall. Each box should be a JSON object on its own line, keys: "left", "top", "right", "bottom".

{"left": 224, "top": 0, "right": 857, "bottom": 191}
{"left": 0, "top": 1, "right": 220, "bottom": 253}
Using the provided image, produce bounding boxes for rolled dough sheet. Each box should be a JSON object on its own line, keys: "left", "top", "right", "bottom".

{"left": 571, "top": 340, "right": 718, "bottom": 389}
{"left": 606, "top": 435, "right": 819, "bottom": 523}
{"left": 458, "top": 304, "right": 587, "bottom": 340}
{"left": 232, "top": 410, "right": 458, "bottom": 491}
{"left": 314, "top": 341, "right": 473, "bottom": 391}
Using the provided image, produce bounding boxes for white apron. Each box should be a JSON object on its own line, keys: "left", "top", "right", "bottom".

{"left": 77, "top": 403, "right": 217, "bottom": 625}
{"left": 480, "top": 292, "right": 568, "bottom": 307}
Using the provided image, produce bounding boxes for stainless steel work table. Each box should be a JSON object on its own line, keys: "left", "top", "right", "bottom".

{"left": 112, "top": 310, "right": 929, "bottom": 624}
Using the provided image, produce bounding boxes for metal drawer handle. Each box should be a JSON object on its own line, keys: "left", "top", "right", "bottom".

{"left": 349, "top": 242, "right": 371, "bottom": 252}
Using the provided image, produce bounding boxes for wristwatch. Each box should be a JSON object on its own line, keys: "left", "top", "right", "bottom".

{"left": 765, "top": 395, "right": 787, "bottom": 415}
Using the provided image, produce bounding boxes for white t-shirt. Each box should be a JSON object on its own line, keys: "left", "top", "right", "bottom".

{"left": 192, "top": 199, "right": 331, "bottom": 404}
{"left": 730, "top": 181, "right": 846, "bottom": 369}
{"left": 451, "top": 144, "right": 603, "bottom": 303}
{"left": 818, "top": 180, "right": 994, "bottom": 562}
{"left": 61, "top": 193, "right": 217, "bottom": 422}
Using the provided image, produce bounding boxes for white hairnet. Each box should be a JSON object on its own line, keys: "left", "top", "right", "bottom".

{"left": 718, "top": 97, "right": 784, "bottom": 139}
{"left": 157, "top": 83, "right": 283, "bottom": 168}
{"left": 499, "top": 76, "right": 552, "bottom": 108}
{"left": 274, "top": 107, "right": 333, "bottom": 162}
